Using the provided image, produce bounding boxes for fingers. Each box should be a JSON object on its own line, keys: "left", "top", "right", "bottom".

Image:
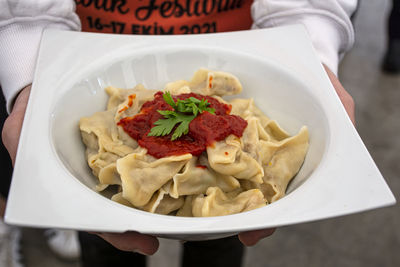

{"left": 323, "top": 65, "right": 356, "bottom": 125}
{"left": 238, "top": 228, "right": 276, "bottom": 246}
{"left": 2, "top": 111, "right": 25, "bottom": 165}
{"left": 95, "top": 231, "right": 159, "bottom": 255}
{"left": 11, "top": 85, "right": 31, "bottom": 114}
{"left": 1, "top": 85, "right": 31, "bottom": 165}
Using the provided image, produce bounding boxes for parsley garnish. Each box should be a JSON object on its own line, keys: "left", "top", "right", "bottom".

{"left": 148, "top": 92, "right": 215, "bottom": 140}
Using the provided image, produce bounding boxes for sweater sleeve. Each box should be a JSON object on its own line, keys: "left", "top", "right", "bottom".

{"left": 0, "top": 0, "right": 81, "bottom": 112}
{"left": 251, "top": 0, "right": 358, "bottom": 74}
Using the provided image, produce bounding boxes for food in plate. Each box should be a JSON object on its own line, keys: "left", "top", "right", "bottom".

{"left": 79, "top": 68, "right": 309, "bottom": 217}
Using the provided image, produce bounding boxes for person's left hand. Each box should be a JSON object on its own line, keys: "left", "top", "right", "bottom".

{"left": 237, "top": 64, "right": 355, "bottom": 246}
{"left": 323, "top": 64, "right": 355, "bottom": 125}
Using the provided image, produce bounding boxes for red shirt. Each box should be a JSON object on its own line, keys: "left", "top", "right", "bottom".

{"left": 75, "top": 0, "right": 253, "bottom": 35}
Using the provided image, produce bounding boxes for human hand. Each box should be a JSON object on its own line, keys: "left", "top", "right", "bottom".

{"left": 323, "top": 64, "right": 355, "bottom": 125}
{"left": 94, "top": 232, "right": 159, "bottom": 255}
{"left": 2, "top": 85, "right": 31, "bottom": 165}
{"left": 238, "top": 65, "right": 355, "bottom": 246}
{"left": 238, "top": 228, "right": 276, "bottom": 246}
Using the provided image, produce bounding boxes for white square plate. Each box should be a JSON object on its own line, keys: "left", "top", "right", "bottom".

{"left": 5, "top": 25, "right": 395, "bottom": 240}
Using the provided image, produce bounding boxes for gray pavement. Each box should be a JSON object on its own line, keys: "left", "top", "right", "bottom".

{"left": 20, "top": 0, "right": 400, "bottom": 266}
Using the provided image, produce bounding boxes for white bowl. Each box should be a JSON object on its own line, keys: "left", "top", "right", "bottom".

{"left": 5, "top": 26, "right": 395, "bottom": 240}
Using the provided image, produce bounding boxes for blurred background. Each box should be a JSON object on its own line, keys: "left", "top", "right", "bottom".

{"left": 6, "top": 0, "right": 400, "bottom": 266}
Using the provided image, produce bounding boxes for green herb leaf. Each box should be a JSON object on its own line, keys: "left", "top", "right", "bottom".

{"left": 171, "top": 118, "right": 192, "bottom": 141}
{"left": 148, "top": 92, "right": 215, "bottom": 140}
{"left": 205, "top": 106, "right": 215, "bottom": 114}
{"left": 163, "top": 91, "right": 177, "bottom": 110}
{"left": 188, "top": 97, "right": 201, "bottom": 104}
{"left": 148, "top": 117, "right": 178, "bottom": 137}
{"left": 157, "top": 110, "right": 176, "bottom": 117}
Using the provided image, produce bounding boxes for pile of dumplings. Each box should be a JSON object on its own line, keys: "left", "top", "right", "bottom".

{"left": 79, "top": 69, "right": 309, "bottom": 217}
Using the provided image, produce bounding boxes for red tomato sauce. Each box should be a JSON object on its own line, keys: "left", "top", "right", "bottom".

{"left": 117, "top": 91, "right": 247, "bottom": 158}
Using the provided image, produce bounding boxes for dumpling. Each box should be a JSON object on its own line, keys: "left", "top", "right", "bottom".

{"left": 207, "top": 135, "right": 264, "bottom": 183}
{"left": 192, "top": 187, "right": 266, "bottom": 217}
{"left": 152, "top": 195, "right": 185, "bottom": 215}
{"left": 80, "top": 107, "right": 137, "bottom": 190}
{"left": 117, "top": 152, "right": 192, "bottom": 207}
{"left": 189, "top": 68, "right": 242, "bottom": 96}
{"left": 229, "top": 98, "right": 270, "bottom": 127}
{"left": 262, "top": 127, "right": 309, "bottom": 202}
{"left": 105, "top": 84, "right": 156, "bottom": 112}
{"left": 140, "top": 189, "right": 185, "bottom": 214}
{"left": 79, "top": 108, "right": 136, "bottom": 157}
{"left": 241, "top": 116, "right": 291, "bottom": 165}
{"left": 111, "top": 192, "right": 133, "bottom": 207}
{"left": 241, "top": 126, "right": 309, "bottom": 202}
{"left": 98, "top": 163, "right": 120, "bottom": 186}
{"left": 163, "top": 80, "right": 191, "bottom": 95}
{"left": 240, "top": 116, "right": 266, "bottom": 163}
{"left": 109, "top": 85, "right": 157, "bottom": 122}
{"left": 176, "top": 196, "right": 194, "bottom": 217}
{"left": 165, "top": 156, "right": 240, "bottom": 199}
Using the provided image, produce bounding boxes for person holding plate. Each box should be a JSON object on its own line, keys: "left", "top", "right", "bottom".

{"left": 0, "top": 1, "right": 356, "bottom": 266}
